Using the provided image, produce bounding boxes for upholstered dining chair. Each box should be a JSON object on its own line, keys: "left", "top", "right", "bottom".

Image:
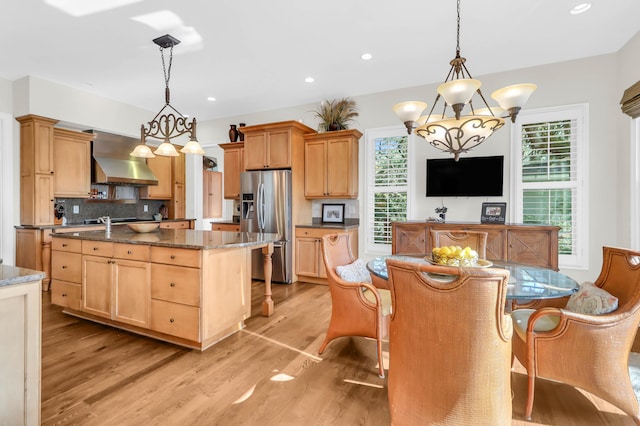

{"left": 430, "top": 230, "right": 488, "bottom": 259}
{"left": 511, "top": 246, "right": 640, "bottom": 424}
{"left": 385, "top": 259, "right": 513, "bottom": 425}
{"left": 319, "top": 233, "right": 391, "bottom": 378}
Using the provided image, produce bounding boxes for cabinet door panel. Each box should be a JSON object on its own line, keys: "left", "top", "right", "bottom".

{"left": 296, "top": 237, "right": 320, "bottom": 277}
{"left": 51, "top": 280, "right": 81, "bottom": 310}
{"left": 53, "top": 129, "right": 91, "bottom": 198}
{"left": 34, "top": 174, "right": 54, "bottom": 225}
{"left": 150, "top": 299, "right": 199, "bottom": 341}
{"left": 141, "top": 155, "right": 173, "bottom": 199}
{"left": 114, "top": 259, "right": 150, "bottom": 327}
{"left": 393, "top": 226, "right": 427, "bottom": 254}
{"left": 244, "top": 133, "right": 267, "bottom": 170}
{"left": 51, "top": 251, "right": 82, "bottom": 282}
{"left": 304, "top": 141, "right": 327, "bottom": 197}
{"left": 82, "top": 255, "right": 112, "bottom": 318}
{"left": 326, "top": 138, "right": 353, "bottom": 196}
{"left": 267, "top": 129, "right": 291, "bottom": 168}
{"left": 223, "top": 147, "right": 243, "bottom": 199}
{"left": 508, "top": 230, "right": 553, "bottom": 268}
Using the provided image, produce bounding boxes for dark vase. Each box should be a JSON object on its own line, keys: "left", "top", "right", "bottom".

{"left": 229, "top": 124, "right": 239, "bottom": 142}
{"left": 327, "top": 123, "right": 340, "bottom": 131}
{"left": 238, "top": 123, "right": 246, "bottom": 142}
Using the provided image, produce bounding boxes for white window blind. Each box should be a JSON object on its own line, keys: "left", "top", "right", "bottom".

{"left": 512, "top": 105, "right": 588, "bottom": 269}
{"left": 365, "top": 126, "right": 410, "bottom": 254}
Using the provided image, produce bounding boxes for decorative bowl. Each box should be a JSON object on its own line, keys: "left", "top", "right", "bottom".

{"left": 431, "top": 246, "right": 479, "bottom": 267}
{"left": 127, "top": 222, "right": 160, "bottom": 233}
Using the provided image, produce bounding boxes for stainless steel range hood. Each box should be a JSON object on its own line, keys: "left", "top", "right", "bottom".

{"left": 88, "top": 130, "right": 158, "bottom": 186}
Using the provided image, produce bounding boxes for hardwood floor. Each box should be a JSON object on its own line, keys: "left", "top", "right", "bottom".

{"left": 41, "top": 281, "right": 638, "bottom": 425}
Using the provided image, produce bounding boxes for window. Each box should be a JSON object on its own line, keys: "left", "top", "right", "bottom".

{"left": 365, "top": 126, "right": 411, "bottom": 254}
{"left": 511, "top": 104, "right": 588, "bottom": 269}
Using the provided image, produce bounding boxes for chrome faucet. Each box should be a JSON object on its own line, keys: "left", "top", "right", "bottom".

{"left": 98, "top": 216, "right": 111, "bottom": 233}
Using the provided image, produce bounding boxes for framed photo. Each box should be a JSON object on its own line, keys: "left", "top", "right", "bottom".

{"left": 480, "top": 202, "right": 507, "bottom": 224}
{"left": 322, "top": 203, "right": 345, "bottom": 224}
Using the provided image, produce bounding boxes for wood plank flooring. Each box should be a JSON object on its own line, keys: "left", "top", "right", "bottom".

{"left": 41, "top": 281, "right": 638, "bottom": 425}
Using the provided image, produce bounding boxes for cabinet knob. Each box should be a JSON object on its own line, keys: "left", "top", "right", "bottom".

{"left": 169, "top": 318, "right": 175, "bottom": 323}
{"left": 50, "top": 171, "right": 54, "bottom": 174}
{"left": 62, "top": 293, "right": 67, "bottom": 297}
{"left": 93, "top": 247, "right": 98, "bottom": 251}
{"left": 170, "top": 282, "right": 175, "bottom": 287}
{"left": 170, "top": 255, "right": 176, "bottom": 259}
{"left": 62, "top": 243, "right": 67, "bottom": 247}
{"left": 127, "top": 250, "right": 133, "bottom": 254}
{"left": 62, "top": 265, "right": 67, "bottom": 269}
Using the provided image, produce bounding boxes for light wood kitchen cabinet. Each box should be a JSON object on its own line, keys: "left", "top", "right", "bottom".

{"left": 159, "top": 219, "right": 193, "bottom": 229}
{"left": 53, "top": 128, "right": 93, "bottom": 198}
{"left": 203, "top": 170, "right": 222, "bottom": 218}
{"left": 241, "top": 121, "right": 315, "bottom": 170}
{"left": 391, "top": 221, "right": 560, "bottom": 270}
{"left": 0, "top": 274, "right": 41, "bottom": 426}
{"left": 211, "top": 223, "right": 241, "bottom": 232}
{"left": 169, "top": 150, "right": 186, "bottom": 219}
{"left": 140, "top": 154, "right": 173, "bottom": 200}
{"left": 295, "top": 226, "right": 358, "bottom": 284}
{"left": 304, "top": 129, "right": 361, "bottom": 199}
{"left": 218, "top": 142, "right": 244, "bottom": 199}
{"left": 17, "top": 115, "right": 58, "bottom": 225}
{"left": 81, "top": 241, "right": 151, "bottom": 327}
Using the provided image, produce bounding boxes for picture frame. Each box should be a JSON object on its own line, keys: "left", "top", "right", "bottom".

{"left": 322, "top": 203, "right": 345, "bottom": 224}
{"left": 480, "top": 202, "right": 507, "bottom": 224}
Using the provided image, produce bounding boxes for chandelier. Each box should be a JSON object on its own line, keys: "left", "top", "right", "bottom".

{"left": 131, "top": 34, "right": 205, "bottom": 158}
{"left": 393, "top": 0, "right": 536, "bottom": 161}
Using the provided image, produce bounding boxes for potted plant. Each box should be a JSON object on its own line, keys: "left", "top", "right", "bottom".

{"left": 313, "top": 98, "right": 359, "bottom": 132}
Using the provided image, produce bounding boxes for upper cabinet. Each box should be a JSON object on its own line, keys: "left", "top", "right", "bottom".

{"left": 241, "top": 121, "right": 315, "bottom": 171}
{"left": 17, "top": 115, "right": 59, "bottom": 225}
{"left": 218, "top": 143, "right": 244, "bottom": 200}
{"left": 203, "top": 170, "right": 222, "bottom": 218}
{"left": 303, "top": 129, "right": 361, "bottom": 199}
{"left": 53, "top": 128, "right": 93, "bottom": 198}
{"left": 140, "top": 155, "right": 173, "bottom": 200}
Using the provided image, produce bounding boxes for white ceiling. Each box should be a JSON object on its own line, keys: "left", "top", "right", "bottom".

{"left": 2, "top": 0, "right": 639, "bottom": 121}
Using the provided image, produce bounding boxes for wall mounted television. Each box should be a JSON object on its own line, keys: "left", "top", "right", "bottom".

{"left": 426, "top": 155, "right": 504, "bottom": 197}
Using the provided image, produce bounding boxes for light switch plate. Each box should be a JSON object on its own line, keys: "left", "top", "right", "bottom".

{"left": 73, "top": 205, "right": 79, "bottom": 214}
{"left": 144, "top": 204, "right": 148, "bottom": 212}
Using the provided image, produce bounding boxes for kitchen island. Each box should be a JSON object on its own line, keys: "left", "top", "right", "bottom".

{"left": 50, "top": 228, "right": 278, "bottom": 350}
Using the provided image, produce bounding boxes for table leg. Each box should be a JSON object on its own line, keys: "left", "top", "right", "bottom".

{"left": 261, "top": 243, "right": 274, "bottom": 317}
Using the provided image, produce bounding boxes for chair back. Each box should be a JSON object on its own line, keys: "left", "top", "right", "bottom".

{"left": 430, "top": 230, "right": 488, "bottom": 259}
{"left": 595, "top": 246, "right": 640, "bottom": 313}
{"left": 386, "top": 259, "right": 512, "bottom": 426}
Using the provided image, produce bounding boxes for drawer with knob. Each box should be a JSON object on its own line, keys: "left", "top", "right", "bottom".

{"left": 113, "top": 243, "right": 150, "bottom": 262}
{"left": 81, "top": 241, "right": 114, "bottom": 257}
{"left": 150, "top": 264, "right": 200, "bottom": 306}
{"left": 52, "top": 238, "right": 82, "bottom": 253}
{"left": 51, "top": 280, "right": 81, "bottom": 310}
{"left": 51, "top": 252, "right": 82, "bottom": 282}
{"left": 150, "top": 246, "right": 201, "bottom": 268}
{"left": 150, "top": 299, "right": 199, "bottom": 341}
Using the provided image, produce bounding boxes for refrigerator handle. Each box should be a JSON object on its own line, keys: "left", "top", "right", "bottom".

{"left": 258, "top": 182, "right": 265, "bottom": 230}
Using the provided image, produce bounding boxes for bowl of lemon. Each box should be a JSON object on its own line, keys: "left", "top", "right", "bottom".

{"left": 430, "top": 246, "right": 479, "bottom": 267}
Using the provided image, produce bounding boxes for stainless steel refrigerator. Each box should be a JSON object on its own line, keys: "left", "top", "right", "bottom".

{"left": 240, "top": 170, "right": 292, "bottom": 283}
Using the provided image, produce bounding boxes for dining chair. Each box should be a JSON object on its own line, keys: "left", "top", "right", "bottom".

{"left": 319, "top": 233, "right": 391, "bottom": 378}
{"left": 385, "top": 258, "right": 512, "bottom": 425}
{"left": 511, "top": 246, "right": 640, "bottom": 424}
{"left": 429, "top": 230, "right": 488, "bottom": 259}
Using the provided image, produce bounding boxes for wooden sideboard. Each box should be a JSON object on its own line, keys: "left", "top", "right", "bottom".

{"left": 392, "top": 221, "right": 560, "bottom": 271}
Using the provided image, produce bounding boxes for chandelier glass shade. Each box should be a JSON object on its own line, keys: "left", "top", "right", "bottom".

{"left": 131, "top": 34, "right": 206, "bottom": 158}
{"left": 392, "top": 0, "right": 535, "bottom": 161}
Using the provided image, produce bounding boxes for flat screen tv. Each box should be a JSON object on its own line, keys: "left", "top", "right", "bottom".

{"left": 426, "top": 155, "right": 504, "bottom": 197}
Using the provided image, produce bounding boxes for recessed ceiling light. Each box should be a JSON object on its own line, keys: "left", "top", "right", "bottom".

{"left": 361, "top": 53, "right": 373, "bottom": 61}
{"left": 44, "top": 0, "right": 141, "bottom": 16}
{"left": 570, "top": 3, "right": 591, "bottom": 15}
{"left": 207, "top": 97, "right": 216, "bottom": 102}
{"left": 305, "top": 77, "right": 315, "bottom": 83}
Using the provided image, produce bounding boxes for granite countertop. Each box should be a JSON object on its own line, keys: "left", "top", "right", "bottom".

{"left": 0, "top": 265, "right": 46, "bottom": 288}
{"left": 51, "top": 228, "right": 280, "bottom": 250}
{"left": 296, "top": 219, "right": 359, "bottom": 230}
{"left": 15, "top": 218, "right": 196, "bottom": 230}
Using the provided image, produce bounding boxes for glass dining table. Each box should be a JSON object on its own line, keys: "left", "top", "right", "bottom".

{"left": 366, "top": 255, "right": 579, "bottom": 301}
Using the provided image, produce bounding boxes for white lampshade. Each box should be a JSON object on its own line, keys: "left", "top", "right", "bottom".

{"left": 474, "top": 106, "right": 505, "bottom": 117}
{"left": 417, "top": 114, "right": 449, "bottom": 125}
{"left": 392, "top": 101, "right": 428, "bottom": 122}
{"left": 154, "top": 142, "right": 180, "bottom": 157}
{"left": 491, "top": 83, "right": 537, "bottom": 110}
{"left": 180, "top": 140, "right": 206, "bottom": 155}
{"left": 437, "top": 79, "right": 481, "bottom": 106}
{"left": 130, "top": 143, "right": 156, "bottom": 158}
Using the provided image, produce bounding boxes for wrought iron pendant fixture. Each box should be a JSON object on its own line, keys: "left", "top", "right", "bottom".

{"left": 131, "top": 34, "right": 205, "bottom": 158}
{"left": 393, "top": 0, "right": 536, "bottom": 161}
